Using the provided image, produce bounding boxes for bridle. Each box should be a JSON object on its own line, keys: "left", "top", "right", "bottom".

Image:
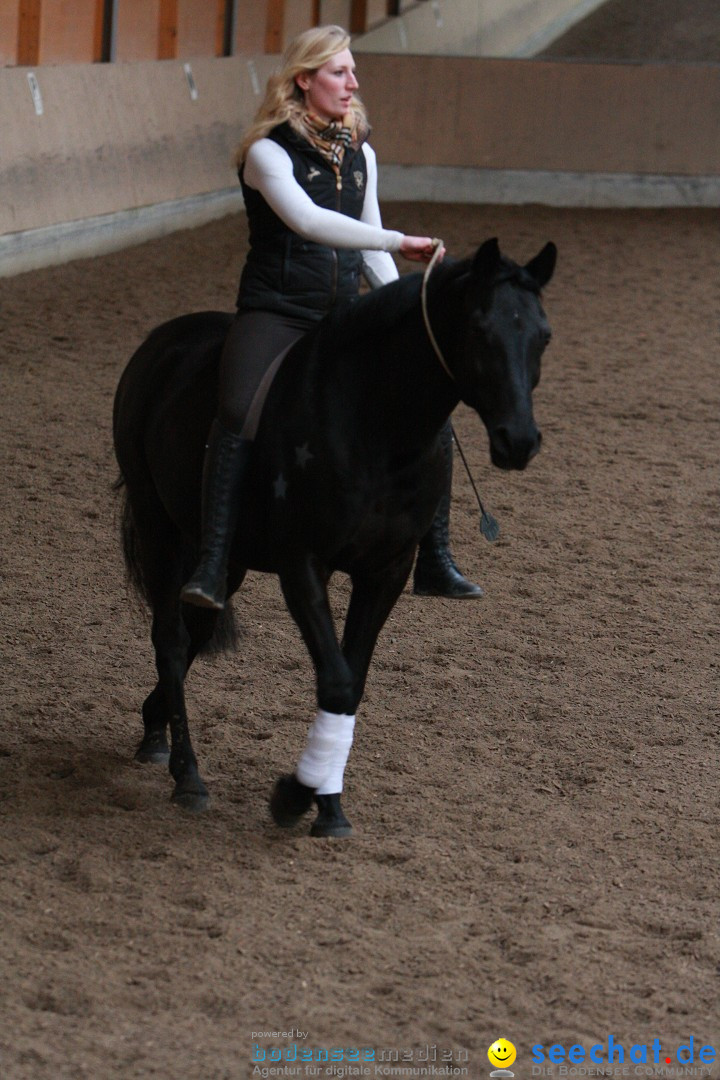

{"left": 421, "top": 243, "right": 541, "bottom": 383}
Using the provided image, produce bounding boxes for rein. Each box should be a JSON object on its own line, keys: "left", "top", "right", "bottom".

{"left": 420, "top": 239, "right": 454, "bottom": 381}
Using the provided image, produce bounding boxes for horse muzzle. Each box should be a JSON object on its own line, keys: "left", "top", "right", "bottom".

{"left": 489, "top": 425, "right": 542, "bottom": 471}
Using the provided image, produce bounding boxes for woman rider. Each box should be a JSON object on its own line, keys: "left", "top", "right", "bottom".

{"left": 180, "top": 24, "right": 482, "bottom": 610}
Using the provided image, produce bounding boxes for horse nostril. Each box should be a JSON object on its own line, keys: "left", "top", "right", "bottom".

{"left": 528, "top": 430, "right": 542, "bottom": 461}
{"left": 493, "top": 425, "right": 541, "bottom": 467}
{"left": 493, "top": 426, "right": 512, "bottom": 460}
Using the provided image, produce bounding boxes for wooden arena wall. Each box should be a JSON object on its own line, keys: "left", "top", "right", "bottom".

{"left": 2, "top": 51, "right": 719, "bottom": 273}
{"left": 358, "top": 54, "right": 720, "bottom": 177}
{"left": 0, "top": 0, "right": 610, "bottom": 66}
{"left": 0, "top": 0, "right": 416, "bottom": 65}
{"left": 1, "top": 56, "right": 276, "bottom": 234}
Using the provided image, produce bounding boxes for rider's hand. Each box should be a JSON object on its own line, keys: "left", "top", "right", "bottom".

{"left": 399, "top": 236, "right": 445, "bottom": 263}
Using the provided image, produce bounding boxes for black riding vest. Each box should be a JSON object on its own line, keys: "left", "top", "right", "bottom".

{"left": 237, "top": 122, "right": 368, "bottom": 321}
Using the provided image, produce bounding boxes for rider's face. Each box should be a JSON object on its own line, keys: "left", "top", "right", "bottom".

{"left": 296, "top": 49, "right": 359, "bottom": 121}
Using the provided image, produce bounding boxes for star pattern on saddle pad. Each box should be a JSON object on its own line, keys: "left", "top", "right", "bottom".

{"left": 273, "top": 473, "right": 287, "bottom": 499}
{"left": 294, "top": 443, "right": 313, "bottom": 469}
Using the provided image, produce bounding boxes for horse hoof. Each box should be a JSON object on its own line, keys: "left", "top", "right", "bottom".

{"left": 310, "top": 794, "right": 352, "bottom": 838}
{"left": 171, "top": 790, "right": 210, "bottom": 812}
{"left": 270, "top": 774, "right": 313, "bottom": 827}
{"left": 171, "top": 780, "right": 210, "bottom": 812}
{"left": 135, "top": 738, "right": 170, "bottom": 765}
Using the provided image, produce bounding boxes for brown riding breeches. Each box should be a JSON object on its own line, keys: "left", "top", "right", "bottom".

{"left": 217, "top": 309, "right": 314, "bottom": 436}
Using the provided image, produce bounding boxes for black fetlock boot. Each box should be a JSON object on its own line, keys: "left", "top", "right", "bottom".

{"left": 180, "top": 419, "right": 252, "bottom": 610}
{"left": 413, "top": 422, "right": 484, "bottom": 599}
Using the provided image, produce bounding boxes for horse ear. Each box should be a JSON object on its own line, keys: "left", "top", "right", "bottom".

{"left": 525, "top": 242, "right": 557, "bottom": 289}
{"left": 472, "top": 238, "right": 501, "bottom": 282}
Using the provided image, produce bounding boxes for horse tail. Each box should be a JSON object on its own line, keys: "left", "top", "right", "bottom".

{"left": 112, "top": 474, "right": 239, "bottom": 656}
{"left": 113, "top": 474, "right": 148, "bottom": 604}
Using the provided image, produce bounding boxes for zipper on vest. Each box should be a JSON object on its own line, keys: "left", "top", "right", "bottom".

{"left": 329, "top": 251, "right": 338, "bottom": 307}
{"left": 329, "top": 173, "right": 342, "bottom": 306}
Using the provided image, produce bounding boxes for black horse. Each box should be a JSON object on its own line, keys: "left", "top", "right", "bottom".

{"left": 113, "top": 238, "right": 556, "bottom": 836}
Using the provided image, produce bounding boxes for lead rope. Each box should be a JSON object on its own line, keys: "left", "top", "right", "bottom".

{"left": 421, "top": 239, "right": 500, "bottom": 543}
{"left": 421, "top": 239, "right": 453, "bottom": 380}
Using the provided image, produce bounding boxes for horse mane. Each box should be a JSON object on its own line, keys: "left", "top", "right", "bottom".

{"left": 314, "top": 251, "right": 541, "bottom": 355}
{"left": 317, "top": 256, "right": 472, "bottom": 349}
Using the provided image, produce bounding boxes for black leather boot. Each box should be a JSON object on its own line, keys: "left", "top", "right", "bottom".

{"left": 413, "top": 422, "right": 483, "bottom": 599}
{"left": 180, "top": 419, "right": 251, "bottom": 610}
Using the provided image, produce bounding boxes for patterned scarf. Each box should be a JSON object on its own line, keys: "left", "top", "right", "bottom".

{"left": 299, "top": 111, "right": 356, "bottom": 174}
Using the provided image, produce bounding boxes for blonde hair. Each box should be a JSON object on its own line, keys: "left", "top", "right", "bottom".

{"left": 236, "top": 25, "right": 368, "bottom": 166}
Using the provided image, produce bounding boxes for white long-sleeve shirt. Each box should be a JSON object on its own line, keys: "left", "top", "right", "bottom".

{"left": 244, "top": 138, "right": 401, "bottom": 289}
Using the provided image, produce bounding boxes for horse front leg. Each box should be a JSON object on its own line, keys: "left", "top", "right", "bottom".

{"left": 270, "top": 555, "right": 357, "bottom": 837}
{"left": 342, "top": 551, "right": 416, "bottom": 706}
{"left": 317, "top": 551, "right": 415, "bottom": 836}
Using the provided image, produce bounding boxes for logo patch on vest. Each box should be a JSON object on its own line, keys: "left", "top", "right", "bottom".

{"left": 307, "top": 167, "right": 321, "bottom": 181}
{"left": 353, "top": 170, "right": 365, "bottom": 190}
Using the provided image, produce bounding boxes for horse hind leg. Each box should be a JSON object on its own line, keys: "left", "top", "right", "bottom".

{"left": 135, "top": 604, "right": 220, "bottom": 767}
{"left": 127, "top": 496, "right": 215, "bottom": 810}
{"left": 136, "top": 684, "right": 170, "bottom": 764}
{"left": 149, "top": 596, "right": 214, "bottom": 811}
{"left": 163, "top": 576, "right": 243, "bottom": 808}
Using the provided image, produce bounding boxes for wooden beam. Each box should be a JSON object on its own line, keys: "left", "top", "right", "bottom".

{"left": 158, "top": 0, "right": 178, "bottom": 60}
{"left": 93, "top": 0, "right": 104, "bottom": 61}
{"left": 217, "top": 0, "right": 240, "bottom": 56}
{"left": 17, "top": 0, "right": 42, "bottom": 66}
{"left": 265, "top": 0, "right": 283, "bottom": 54}
{"left": 311, "top": 0, "right": 321, "bottom": 26}
{"left": 94, "top": 0, "right": 115, "bottom": 62}
{"left": 216, "top": 0, "right": 227, "bottom": 55}
{"left": 224, "top": 0, "right": 239, "bottom": 56}
{"left": 349, "top": 0, "right": 368, "bottom": 35}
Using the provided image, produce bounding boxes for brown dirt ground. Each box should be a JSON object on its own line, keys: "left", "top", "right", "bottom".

{"left": 2, "top": 6, "right": 720, "bottom": 1079}
{"left": 3, "top": 201, "right": 719, "bottom": 1080}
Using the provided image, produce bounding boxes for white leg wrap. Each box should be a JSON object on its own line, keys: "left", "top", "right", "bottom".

{"left": 296, "top": 710, "right": 355, "bottom": 794}
{"left": 316, "top": 713, "right": 355, "bottom": 795}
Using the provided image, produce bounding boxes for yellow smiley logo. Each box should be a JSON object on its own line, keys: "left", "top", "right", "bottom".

{"left": 488, "top": 1039, "right": 517, "bottom": 1069}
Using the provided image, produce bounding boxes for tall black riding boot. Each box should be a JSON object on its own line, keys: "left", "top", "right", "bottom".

{"left": 413, "top": 422, "right": 483, "bottom": 599}
{"left": 180, "top": 419, "right": 252, "bottom": 611}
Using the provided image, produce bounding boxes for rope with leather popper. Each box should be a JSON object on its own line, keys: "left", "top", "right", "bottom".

{"left": 420, "top": 239, "right": 453, "bottom": 380}
{"left": 421, "top": 238, "right": 500, "bottom": 543}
